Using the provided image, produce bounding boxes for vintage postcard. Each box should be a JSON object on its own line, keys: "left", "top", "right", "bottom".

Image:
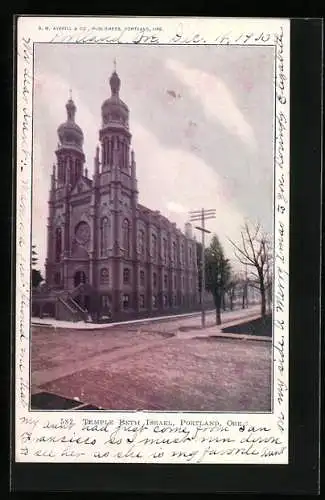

{"left": 15, "top": 16, "right": 290, "bottom": 464}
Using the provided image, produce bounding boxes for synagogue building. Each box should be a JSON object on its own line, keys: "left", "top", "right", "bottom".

{"left": 36, "top": 68, "right": 199, "bottom": 321}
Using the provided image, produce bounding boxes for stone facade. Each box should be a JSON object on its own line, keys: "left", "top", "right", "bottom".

{"left": 44, "top": 69, "right": 199, "bottom": 320}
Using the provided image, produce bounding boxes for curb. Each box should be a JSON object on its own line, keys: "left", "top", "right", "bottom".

{"left": 208, "top": 332, "right": 272, "bottom": 342}
{"left": 176, "top": 313, "right": 272, "bottom": 342}
{"left": 31, "top": 310, "right": 215, "bottom": 330}
{"left": 31, "top": 308, "right": 261, "bottom": 331}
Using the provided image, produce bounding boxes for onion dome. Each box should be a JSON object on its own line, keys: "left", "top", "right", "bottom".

{"left": 101, "top": 65, "right": 129, "bottom": 128}
{"left": 57, "top": 94, "right": 84, "bottom": 151}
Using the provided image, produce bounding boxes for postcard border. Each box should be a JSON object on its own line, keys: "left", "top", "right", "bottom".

{"left": 12, "top": 14, "right": 292, "bottom": 468}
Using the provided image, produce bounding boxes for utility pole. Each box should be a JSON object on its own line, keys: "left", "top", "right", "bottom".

{"left": 266, "top": 259, "right": 271, "bottom": 314}
{"left": 189, "top": 208, "right": 216, "bottom": 329}
{"left": 245, "top": 262, "right": 248, "bottom": 308}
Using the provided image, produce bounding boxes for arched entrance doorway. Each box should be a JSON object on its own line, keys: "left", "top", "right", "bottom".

{"left": 74, "top": 270, "right": 87, "bottom": 287}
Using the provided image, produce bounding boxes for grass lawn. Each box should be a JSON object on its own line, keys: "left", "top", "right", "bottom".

{"left": 222, "top": 315, "right": 272, "bottom": 337}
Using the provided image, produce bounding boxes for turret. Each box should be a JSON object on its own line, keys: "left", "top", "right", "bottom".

{"left": 99, "top": 63, "right": 131, "bottom": 173}
{"left": 55, "top": 91, "right": 85, "bottom": 187}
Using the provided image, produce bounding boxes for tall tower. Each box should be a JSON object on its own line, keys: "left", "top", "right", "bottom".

{"left": 45, "top": 95, "right": 86, "bottom": 288}
{"left": 99, "top": 67, "right": 131, "bottom": 172}
{"left": 98, "top": 66, "right": 139, "bottom": 315}
{"left": 56, "top": 94, "right": 85, "bottom": 186}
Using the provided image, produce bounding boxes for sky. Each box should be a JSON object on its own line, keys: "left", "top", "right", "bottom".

{"left": 32, "top": 43, "right": 275, "bottom": 275}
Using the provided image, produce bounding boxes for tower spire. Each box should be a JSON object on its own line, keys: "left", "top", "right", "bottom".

{"left": 109, "top": 64, "right": 121, "bottom": 96}
{"left": 66, "top": 93, "right": 76, "bottom": 122}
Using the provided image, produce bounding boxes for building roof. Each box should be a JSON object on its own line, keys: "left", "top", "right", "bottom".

{"left": 137, "top": 203, "right": 192, "bottom": 239}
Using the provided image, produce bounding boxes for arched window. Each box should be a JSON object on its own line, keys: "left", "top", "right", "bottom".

{"left": 138, "top": 229, "right": 145, "bottom": 258}
{"left": 122, "top": 219, "right": 130, "bottom": 257}
{"left": 172, "top": 241, "right": 177, "bottom": 263}
{"left": 100, "top": 268, "right": 109, "bottom": 284}
{"left": 152, "top": 233, "right": 157, "bottom": 261}
{"left": 103, "top": 140, "right": 106, "bottom": 165}
{"left": 75, "top": 159, "right": 81, "bottom": 178}
{"left": 105, "top": 140, "right": 109, "bottom": 165}
{"left": 109, "top": 137, "right": 113, "bottom": 164}
{"left": 162, "top": 237, "right": 167, "bottom": 265}
{"left": 121, "top": 140, "right": 125, "bottom": 168}
{"left": 68, "top": 157, "right": 73, "bottom": 183}
{"left": 189, "top": 247, "right": 192, "bottom": 265}
{"left": 100, "top": 217, "right": 109, "bottom": 256}
{"left": 71, "top": 160, "right": 75, "bottom": 185}
{"left": 181, "top": 243, "right": 185, "bottom": 265}
{"left": 123, "top": 268, "right": 130, "bottom": 284}
{"left": 58, "top": 159, "right": 64, "bottom": 184}
{"left": 55, "top": 227, "right": 62, "bottom": 262}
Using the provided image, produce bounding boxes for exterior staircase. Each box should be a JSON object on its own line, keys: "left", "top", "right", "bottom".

{"left": 58, "top": 296, "right": 87, "bottom": 322}
{"left": 32, "top": 282, "right": 93, "bottom": 322}
{"left": 57, "top": 289, "right": 88, "bottom": 322}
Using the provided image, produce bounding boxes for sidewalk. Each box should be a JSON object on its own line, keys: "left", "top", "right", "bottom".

{"left": 31, "top": 310, "right": 203, "bottom": 330}
{"left": 31, "top": 305, "right": 261, "bottom": 331}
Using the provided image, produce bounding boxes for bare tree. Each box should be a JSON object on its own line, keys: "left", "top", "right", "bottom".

{"left": 229, "top": 221, "right": 272, "bottom": 317}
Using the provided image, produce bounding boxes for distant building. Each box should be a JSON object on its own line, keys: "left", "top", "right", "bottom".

{"left": 33, "top": 68, "right": 199, "bottom": 321}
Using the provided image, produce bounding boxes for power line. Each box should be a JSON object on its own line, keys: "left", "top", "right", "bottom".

{"left": 189, "top": 208, "right": 216, "bottom": 329}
